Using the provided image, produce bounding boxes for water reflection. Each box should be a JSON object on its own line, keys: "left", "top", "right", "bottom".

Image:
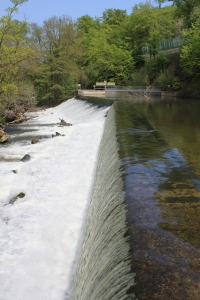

{"left": 115, "top": 99, "right": 200, "bottom": 300}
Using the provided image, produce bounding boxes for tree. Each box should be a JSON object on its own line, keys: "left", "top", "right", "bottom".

{"left": 83, "top": 25, "right": 134, "bottom": 85}
{"left": 180, "top": 17, "right": 200, "bottom": 77}
{"left": 76, "top": 11, "right": 134, "bottom": 87}
{"left": 76, "top": 15, "right": 100, "bottom": 34}
{"left": 168, "top": 0, "right": 200, "bottom": 27}
{"left": 154, "top": 0, "right": 166, "bottom": 8}
{"left": 102, "top": 9, "right": 127, "bottom": 25}
{"left": 0, "top": 0, "right": 35, "bottom": 109}
{"left": 125, "top": 2, "right": 177, "bottom": 63}
{"left": 31, "top": 15, "right": 81, "bottom": 105}
{"left": 76, "top": 13, "right": 132, "bottom": 87}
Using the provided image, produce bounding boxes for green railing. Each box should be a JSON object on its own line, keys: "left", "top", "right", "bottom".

{"left": 159, "top": 37, "right": 182, "bottom": 50}
{"left": 142, "top": 37, "right": 182, "bottom": 54}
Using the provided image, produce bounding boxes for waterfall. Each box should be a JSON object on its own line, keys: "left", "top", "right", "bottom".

{"left": 70, "top": 105, "right": 135, "bottom": 300}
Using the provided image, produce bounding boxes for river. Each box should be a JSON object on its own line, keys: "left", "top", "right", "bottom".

{"left": 1, "top": 96, "right": 200, "bottom": 299}
{"left": 114, "top": 97, "right": 200, "bottom": 300}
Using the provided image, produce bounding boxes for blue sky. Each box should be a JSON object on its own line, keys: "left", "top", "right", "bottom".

{"left": 0, "top": 0, "right": 162, "bottom": 24}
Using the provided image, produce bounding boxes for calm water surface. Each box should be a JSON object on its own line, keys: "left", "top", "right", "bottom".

{"left": 115, "top": 97, "right": 200, "bottom": 300}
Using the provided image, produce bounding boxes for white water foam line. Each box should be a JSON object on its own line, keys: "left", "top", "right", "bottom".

{"left": 70, "top": 105, "right": 136, "bottom": 300}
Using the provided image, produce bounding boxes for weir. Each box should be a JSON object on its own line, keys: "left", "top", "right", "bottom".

{"left": 70, "top": 105, "right": 135, "bottom": 300}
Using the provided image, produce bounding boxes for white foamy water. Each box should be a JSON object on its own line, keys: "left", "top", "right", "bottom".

{"left": 0, "top": 98, "right": 108, "bottom": 300}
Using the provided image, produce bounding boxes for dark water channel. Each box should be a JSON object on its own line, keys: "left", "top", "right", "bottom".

{"left": 114, "top": 98, "right": 200, "bottom": 300}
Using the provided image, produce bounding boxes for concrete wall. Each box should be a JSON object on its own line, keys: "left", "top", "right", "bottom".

{"left": 78, "top": 89, "right": 105, "bottom": 97}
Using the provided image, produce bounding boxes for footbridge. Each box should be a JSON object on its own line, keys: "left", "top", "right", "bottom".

{"left": 78, "top": 86, "right": 161, "bottom": 98}
{"left": 105, "top": 86, "right": 161, "bottom": 98}
{"left": 143, "top": 37, "right": 182, "bottom": 57}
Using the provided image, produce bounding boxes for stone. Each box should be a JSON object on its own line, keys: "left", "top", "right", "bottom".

{"left": 31, "top": 138, "right": 39, "bottom": 144}
{"left": 20, "top": 154, "right": 31, "bottom": 162}
{"left": 52, "top": 132, "right": 62, "bottom": 138}
{"left": 59, "top": 118, "right": 72, "bottom": 126}
{"left": 0, "top": 130, "right": 10, "bottom": 143}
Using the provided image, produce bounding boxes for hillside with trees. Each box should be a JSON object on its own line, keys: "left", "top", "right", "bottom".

{"left": 0, "top": 0, "right": 200, "bottom": 123}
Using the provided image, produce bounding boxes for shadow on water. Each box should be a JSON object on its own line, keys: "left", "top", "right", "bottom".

{"left": 4, "top": 122, "right": 59, "bottom": 134}
{"left": 114, "top": 98, "right": 200, "bottom": 300}
{"left": 76, "top": 96, "right": 113, "bottom": 108}
{"left": 0, "top": 123, "right": 59, "bottom": 161}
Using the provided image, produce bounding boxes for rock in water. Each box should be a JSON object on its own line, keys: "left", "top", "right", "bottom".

{"left": 31, "top": 138, "right": 39, "bottom": 144}
{"left": 20, "top": 154, "right": 31, "bottom": 162}
{"left": 0, "top": 130, "right": 10, "bottom": 143}
{"left": 59, "top": 118, "right": 72, "bottom": 126}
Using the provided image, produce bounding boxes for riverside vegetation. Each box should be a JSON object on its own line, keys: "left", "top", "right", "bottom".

{"left": 0, "top": 0, "right": 200, "bottom": 128}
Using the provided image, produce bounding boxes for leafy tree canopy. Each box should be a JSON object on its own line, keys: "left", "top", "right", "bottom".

{"left": 0, "top": 0, "right": 35, "bottom": 109}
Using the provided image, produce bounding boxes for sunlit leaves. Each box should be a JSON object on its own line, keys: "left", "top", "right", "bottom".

{"left": 180, "top": 21, "right": 200, "bottom": 76}
{"left": 32, "top": 15, "right": 81, "bottom": 104}
{"left": 0, "top": 1, "right": 35, "bottom": 106}
{"left": 125, "top": 3, "right": 177, "bottom": 61}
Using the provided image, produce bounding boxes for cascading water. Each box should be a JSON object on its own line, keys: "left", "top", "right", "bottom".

{"left": 70, "top": 105, "right": 135, "bottom": 300}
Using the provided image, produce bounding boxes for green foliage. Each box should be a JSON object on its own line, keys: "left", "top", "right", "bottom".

{"left": 155, "top": 54, "right": 169, "bottom": 71}
{"left": 148, "top": 29, "right": 160, "bottom": 58}
{"left": 0, "top": 0, "right": 35, "bottom": 108}
{"left": 172, "top": 77, "right": 182, "bottom": 90}
{"left": 131, "top": 68, "right": 150, "bottom": 86}
{"left": 5, "top": 0, "right": 28, "bottom": 14}
{"left": 81, "top": 24, "right": 134, "bottom": 86}
{"left": 145, "top": 54, "right": 169, "bottom": 83}
{"left": 31, "top": 15, "right": 81, "bottom": 105}
{"left": 125, "top": 2, "right": 177, "bottom": 63}
{"left": 180, "top": 19, "right": 200, "bottom": 77}
{"left": 172, "top": 0, "right": 200, "bottom": 28}
{"left": 76, "top": 15, "right": 100, "bottom": 34}
{"left": 0, "top": 115, "right": 5, "bottom": 123}
{"left": 154, "top": 0, "right": 165, "bottom": 8}
{"left": 154, "top": 71, "right": 175, "bottom": 89}
{"left": 1, "top": 0, "right": 199, "bottom": 106}
{"left": 102, "top": 9, "right": 127, "bottom": 25}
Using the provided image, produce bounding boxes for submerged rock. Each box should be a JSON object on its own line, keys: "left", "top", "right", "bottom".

{"left": 59, "top": 118, "right": 72, "bottom": 126}
{"left": 31, "top": 138, "right": 39, "bottom": 144}
{"left": 31, "top": 136, "right": 47, "bottom": 144}
{"left": 52, "top": 132, "right": 63, "bottom": 138}
{"left": 20, "top": 154, "right": 31, "bottom": 162}
{"left": 0, "top": 130, "right": 10, "bottom": 143}
{"left": 0, "top": 124, "right": 5, "bottom": 130}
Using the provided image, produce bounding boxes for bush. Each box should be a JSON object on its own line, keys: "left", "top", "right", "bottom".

{"left": 154, "top": 71, "right": 174, "bottom": 90}
{"left": 172, "top": 77, "right": 182, "bottom": 90}
{"left": 145, "top": 54, "right": 169, "bottom": 83}
{"left": 131, "top": 67, "right": 149, "bottom": 86}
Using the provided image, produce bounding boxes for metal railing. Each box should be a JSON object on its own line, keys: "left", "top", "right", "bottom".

{"left": 105, "top": 86, "right": 161, "bottom": 98}
{"left": 142, "top": 37, "right": 182, "bottom": 54}
{"left": 105, "top": 86, "right": 161, "bottom": 92}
